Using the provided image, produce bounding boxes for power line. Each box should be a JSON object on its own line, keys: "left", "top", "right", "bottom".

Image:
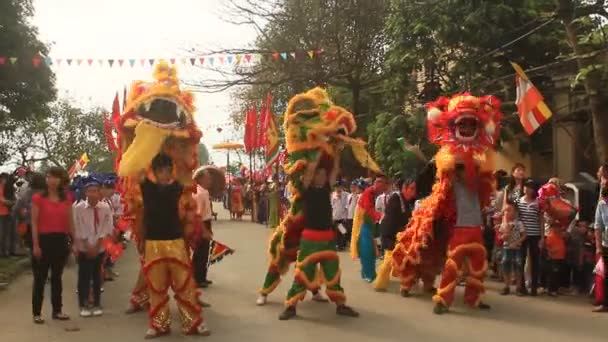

{"left": 474, "top": 17, "right": 557, "bottom": 63}
{"left": 478, "top": 47, "right": 608, "bottom": 89}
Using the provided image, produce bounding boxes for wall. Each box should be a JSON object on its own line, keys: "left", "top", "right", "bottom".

{"left": 495, "top": 141, "right": 531, "bottom": 173}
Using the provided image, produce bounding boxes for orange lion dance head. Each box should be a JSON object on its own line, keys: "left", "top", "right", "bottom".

{"left": 425, "top": 93, "right": 503, "bottom": 177}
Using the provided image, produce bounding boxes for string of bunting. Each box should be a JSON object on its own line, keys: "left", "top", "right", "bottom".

{"left": 0, "top": 49, "right": 324, "bottom": 68}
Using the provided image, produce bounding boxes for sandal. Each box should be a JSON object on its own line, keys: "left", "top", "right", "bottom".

{"left": 144, "top": 328, "right": 170, "bottom": 339}
{"left": 193, "top": 324, "right": 211, "bottom": 336}
{"left": 52, "top": 313, "right": 70, "bottom": 321}
{"left": 33, "top": 316, "right": 45, "bottom": 324}
{"left": 125, "top": 305, "right": 144, "bottom": 314}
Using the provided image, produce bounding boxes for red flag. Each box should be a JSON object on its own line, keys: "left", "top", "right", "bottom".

{"left": 257, "top": 99, "right": 268, "bottom": 149}
{"left": 244, "top": 105, "right": 258, "bottom": 153}
{"left": 111, "top": 92, "right": 121, "bottom": 130}
{"left": 103, "top": 114, "right": 118, "bottom": 151}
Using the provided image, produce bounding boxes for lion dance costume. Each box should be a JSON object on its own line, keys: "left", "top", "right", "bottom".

{"left": 391, "top": 94, "right": 501, "bottom": 312}
{"left": 115, "top": 61, "right": 208, "bottom": 335}
{"left": 257, "top": 88, "right": 380, "bottom": 305}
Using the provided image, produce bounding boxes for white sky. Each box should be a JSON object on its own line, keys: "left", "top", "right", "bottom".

{"left": 31, "top": 0, "right": 259, "bottom": 164}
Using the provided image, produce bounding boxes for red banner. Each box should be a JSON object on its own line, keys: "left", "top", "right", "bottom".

{"left": 243, "top": 105, "right": 258, "bottom": 153}
{"left": 103, "top": 114, "right": 118, "bottom": 151}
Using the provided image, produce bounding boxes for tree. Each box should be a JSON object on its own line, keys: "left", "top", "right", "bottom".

{"left": 198, "top": 143, "right": 210, "bottom": 165}
{"left": 2, "top": 100, "right": 115, "bottom": 172}
{"left": 555, "top": 0, "right": 608, "bottom": 163}
{"left": 366, "top": 0, "right": 566, "bottom": 174}
{"left": 367, "top": 108, "right": 436, "bottom": 177}
{"left": 190, "top": 0, "right": 389, "bottom": 135}
{"left": 0, "top": 0, "right": 56, "bottom": 136}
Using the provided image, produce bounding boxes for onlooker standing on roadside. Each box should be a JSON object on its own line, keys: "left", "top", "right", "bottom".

{"left": 593, "top": 186, "right": 608, "bottom": 312}
{"left": 73, "top": 180, "right": 114, "bottom": 317}
{"left": 30, "top": 167, "right": 74, "bottom": 324}
{"left": 13, "top": 173, "right": 46, "bottom": 249}
{"left": 516, "top": 179, "right": 544, "bottom": 296}
{"left": 0, "top": 173, "right": 14, "bottom": 257}
{"left": 331, "top": 182, "right": 349, "bottom": 250}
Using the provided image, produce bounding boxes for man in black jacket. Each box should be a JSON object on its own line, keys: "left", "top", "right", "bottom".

{"left": 373, "top": 177, "right": 416, "bottom": 291}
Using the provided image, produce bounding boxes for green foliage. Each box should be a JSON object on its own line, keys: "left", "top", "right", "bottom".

{"left": 198, "top": 143, "right": 210, "bottom": 165}
{"left": 225, "top": 0, "right": 389, "bottom": 132}
{"left": 2, "top": 100, "right": 114, "bottom": 172}
{"left": 571, "top": 20, "right": 608, "bottom": 88}
{"left": 0, "top": 0, "right": 56, "bottom": 133}
{"left": 367, "top": 110, "right": 436, "bottom": 177}
{"left": 366, "top": 0, "right": 565, "bottom": 173}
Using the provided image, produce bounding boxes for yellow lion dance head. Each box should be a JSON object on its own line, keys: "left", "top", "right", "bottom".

{"left": 117, "top": 60, "right": 202, "bottom": 184}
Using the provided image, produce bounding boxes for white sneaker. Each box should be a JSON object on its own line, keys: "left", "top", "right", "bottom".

{"left": 80, "top": 308, "right": 92, "bottom": 317}
{"left": 312, "top": 292, "right": 329, "bottom": 302}
{"left": 196, "top": 324, "right": 211, "bottom": 336}
{"left": 92, "top": 307, "right": 103, "bottom": 316}
{"left": 256, "top": 295, "right": 267, "bottom": 306}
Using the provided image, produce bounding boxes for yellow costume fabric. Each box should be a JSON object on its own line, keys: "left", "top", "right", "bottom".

{"left": 143, "top": 239, "right": 202, "bottom": 334}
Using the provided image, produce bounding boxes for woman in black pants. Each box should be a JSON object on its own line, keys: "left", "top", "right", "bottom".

{"left": 30, "top": 167, "right": 74, "bottom": 324}
{"left": 516, "top": 179, "right": 544, "bottom": 296}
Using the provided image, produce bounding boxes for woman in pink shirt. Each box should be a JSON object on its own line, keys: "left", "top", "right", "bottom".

{"left": 30, "top": 167, "right": 74, "bottom": 324}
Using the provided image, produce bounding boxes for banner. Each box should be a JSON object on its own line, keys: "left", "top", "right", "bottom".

{"left": 261, "top": 94, "right": 280, "bottom": 168}
{"left": 243, "top": 105, "right": 258, "bottom": 153}
{"left": 68, "top": 153, "right": 90, "bottom": 178}
{"left": 511, "top": 62, "right": 553, "bottom": 135}
{"left": 0, "top": 50, "right": 324, "bottom": 68}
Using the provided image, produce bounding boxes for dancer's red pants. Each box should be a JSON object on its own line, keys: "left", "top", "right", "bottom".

{"left": 432, "top": 226, "right": 487, "bottom": 307}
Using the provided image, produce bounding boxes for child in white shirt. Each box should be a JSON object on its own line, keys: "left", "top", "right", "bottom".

{"left": 73, "top": 180, "right": 114, "bottom": 317}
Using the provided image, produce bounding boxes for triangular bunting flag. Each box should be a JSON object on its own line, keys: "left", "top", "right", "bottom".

{"left": 290, "top": 52, "right": 296, "bottom": 59}
{"left": 129, "top": 59, "right": 136, "bottom": 67}
{"left": 97, "top": 59, "right": 104, "bottom": 66}
{"left": 108, "top": 59, "right": 115, "bottom": 67}
{"left": 280, "top": 52, "right": 287, "bottom": 60}
{"left": 66, "top": 59, "right": 73, "bottom": 66}
{"left": 272, "top": 52, "right": 280, "bottom": 61}
{"left": 169, "top": 58, "right": 176, "bottom": 64}
{"left": 9, "top": 57, "right": 18, "bottom": 64}
{"left": 148, "top": 59, "right": 155, "bottom": 66}
{"left": 235, "top": 54, "right": 242, "bottom": 64}
{"left": 76, "top": 59, "right": 83, "bottom": 66}
{"left": 87, "top": 59, "right": 93, "bottom": 66}
{"left": 180, "top": 58, "right": 187, "bottom": 65}
{"left": 118, "top": 59, "right": 124, "bottom": 66}
{"left": 0, "top": 57, "right": 6, "bottom": 65}
{"left": 140, "top": 59, "right": 146, "bottom": 66}
{"left": 45, "top": 57, "right": 53, "bottom": 66}
{"left": 245, "top": 54, "right": 252, "bottom": 63}
{"left": 227, "top": 55, "right": 234, "bottom": 64}
{"left": 199, "top": 57, "right": 205, "bottom": 65}
{"left": 218, "top": 56, "right": 225, "bottom": 64}
{"left": 190, "top": 58, "right": 196, "bottom": 66}
{"left": 209, "top": 57, "right": 215, "bottom": 65}
{"left": 56, "top": 58, "right": 63, "bottom": 65}
{"left": 307, "top": 50, "right": 314, "bottom": 58}
{"left": 32, "top": 57, "right": 42, "bottom": 67}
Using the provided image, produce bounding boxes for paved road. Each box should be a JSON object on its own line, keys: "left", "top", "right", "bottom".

{"left": 0, "top": 206, "right": 606, "bottom": 342}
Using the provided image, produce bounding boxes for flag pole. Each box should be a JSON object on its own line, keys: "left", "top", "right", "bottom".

{"left": 249, "top": 150, "right": 255, "bottom": 222}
